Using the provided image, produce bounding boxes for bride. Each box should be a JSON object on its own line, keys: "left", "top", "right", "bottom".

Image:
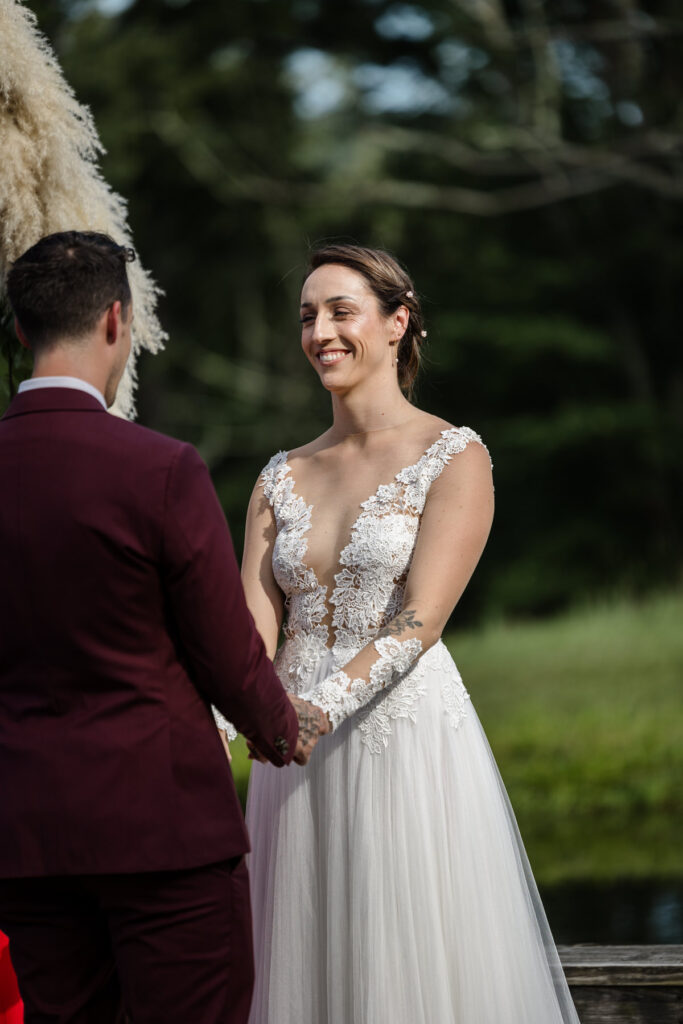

{"left": 237, "top": 244, "right": 580, "bottom": 1023}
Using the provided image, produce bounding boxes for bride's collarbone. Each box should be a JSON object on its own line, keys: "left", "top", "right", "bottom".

{"left": 286, "top": 414, "right": 456, "bottom": 510}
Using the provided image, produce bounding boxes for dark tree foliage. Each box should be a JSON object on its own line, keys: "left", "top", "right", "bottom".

{"left": 3, "top": 0, "right": 682, "bottom": 620}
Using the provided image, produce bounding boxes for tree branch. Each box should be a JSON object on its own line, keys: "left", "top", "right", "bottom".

{"left": 359, "top": 126, "right": 683, "bottom": 198}
{"left": 151, "top": 111, "right": 683, "bottom": 219}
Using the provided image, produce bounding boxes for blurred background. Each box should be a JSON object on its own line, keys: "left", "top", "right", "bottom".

{"left": 1, "top": 0, "right": 682, "bottom": 944}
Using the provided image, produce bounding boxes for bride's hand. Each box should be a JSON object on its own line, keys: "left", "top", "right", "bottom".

{"left": 290, "top": 695, "right": 331, "bottom": 765}
{"left": 218, "top": 728, "right": 232, "bottom": 764}
{"left": 244, "top": 701, "right": 331, "bottom": 766}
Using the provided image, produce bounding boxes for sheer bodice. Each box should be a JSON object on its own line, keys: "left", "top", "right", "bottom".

{"left": 262, "top": 426, "right": 488, "bottom": 689}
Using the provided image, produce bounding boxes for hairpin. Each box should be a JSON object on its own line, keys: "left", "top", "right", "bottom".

{"left": 406, "top": 290, "right": 414, "bottom": 298}
{"left": 420, "top": 330, "right": 427, "bottom": 338}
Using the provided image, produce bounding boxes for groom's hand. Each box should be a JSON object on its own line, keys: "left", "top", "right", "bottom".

{"left": 290, "top": 696, "right": 331, "bottom": 765}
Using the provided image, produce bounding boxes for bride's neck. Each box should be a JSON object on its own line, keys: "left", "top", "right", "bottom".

{"left": 329, "top": 381, "right": 414, "bottom": 439}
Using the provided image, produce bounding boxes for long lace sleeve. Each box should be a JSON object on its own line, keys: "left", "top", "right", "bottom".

{"left": 212, "top": 706, "right": 237, "bottom": 741}
{"left": 300, "top": 633, "right": 424, "bottom": 730}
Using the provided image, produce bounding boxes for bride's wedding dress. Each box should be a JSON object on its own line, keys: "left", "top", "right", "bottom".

{"left": 243, "top": 427, "right": 580, "bottom": 1024}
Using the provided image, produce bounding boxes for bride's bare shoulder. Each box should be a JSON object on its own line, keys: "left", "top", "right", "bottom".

{"left": 412, "top": 411, "right": 487, "bottom": 444}
{"left": 412, "top": 411, "right": 453, "bottom": 435}
{"left": 405, "top": 411, "right": 465, "bottom": 449}
{"left": 286, "top": 429, "right": 336, "bottom": 465}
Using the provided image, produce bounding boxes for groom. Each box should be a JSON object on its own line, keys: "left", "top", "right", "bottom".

{"left": 0, "top": 231, "right": 328, "bottom": 1024}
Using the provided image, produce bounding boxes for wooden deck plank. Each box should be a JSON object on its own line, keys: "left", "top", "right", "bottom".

{"left": 558, "top": 945, "right": 683, "bottom": 986}
{"left": 558, "top": 946, "right": 683, "bottom": 1022}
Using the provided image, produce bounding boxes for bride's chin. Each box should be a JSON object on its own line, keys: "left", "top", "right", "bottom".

{"left": 320, "top": 380, "right": 350, "bottom": 394}
{"left": 316, "top": 367, "right": 354, "bottom": 392}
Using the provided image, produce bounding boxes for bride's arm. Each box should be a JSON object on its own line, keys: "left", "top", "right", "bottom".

{"left": 241, "top": 483, "right": 285, "bottom": 658}
{"left": 212, "top": 483, "right": 284, "bottom": 741}
{"left": 301, "top": 441, "right": 494, "bottom": 729}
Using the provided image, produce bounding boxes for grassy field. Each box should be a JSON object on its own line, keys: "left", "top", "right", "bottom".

{"left": 230, "top": 591, "right": 683, "bottom": 885}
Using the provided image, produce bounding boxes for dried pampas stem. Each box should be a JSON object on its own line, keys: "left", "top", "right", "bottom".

{"left": 0, "top": 0, "right": 166, "bottom": 418}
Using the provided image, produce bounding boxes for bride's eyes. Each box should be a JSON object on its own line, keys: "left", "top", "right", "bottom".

{"left": 299, "top": 308, "right": 353, "bottom": 324}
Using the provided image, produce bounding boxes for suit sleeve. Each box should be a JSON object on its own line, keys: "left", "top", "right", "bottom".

{"left": 161, "top": 443, "right": 298, "bottom": 766}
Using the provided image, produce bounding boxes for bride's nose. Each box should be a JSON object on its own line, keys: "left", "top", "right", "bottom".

{"left": 311, "top": 313, "right": 336, "bottom": 344}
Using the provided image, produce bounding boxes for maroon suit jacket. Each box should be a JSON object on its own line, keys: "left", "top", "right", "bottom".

{"left": 0, "top": 387, "right": 298, "bottom": 878}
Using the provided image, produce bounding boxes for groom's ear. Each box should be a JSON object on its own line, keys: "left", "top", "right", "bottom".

{"left": 105, "top": 302, "right": 123, "bottom": 345}
{"left": 14, "top": 318, "right": 32, "bottom": 350}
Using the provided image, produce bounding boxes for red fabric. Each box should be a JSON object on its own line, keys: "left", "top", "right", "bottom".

{"left": 0, "top": 388, "right": 298, "bottom": 879}
{"left": 0, "top": 932, "right": 23, "bottom": 1023}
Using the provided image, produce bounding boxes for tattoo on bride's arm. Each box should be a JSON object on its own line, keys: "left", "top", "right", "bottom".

{"left": 378, "top": 608, "right": 423, "bottom": 638}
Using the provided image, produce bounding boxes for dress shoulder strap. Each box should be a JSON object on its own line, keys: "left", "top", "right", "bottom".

{"left": 397, "top": 426, "right": 492, "bottom": 511}
{"left": 259, "top": 450, "right": 289, "bottom": 507}
{"left": 422, "top": 426, "right": 492, "bottom": 485}
{"left": 432, "top": 425, "right": 490, "bottom": 470}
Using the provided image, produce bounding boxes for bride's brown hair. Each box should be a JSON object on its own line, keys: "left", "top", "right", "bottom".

{"left": 305, "top": 244, "right": 426, "bottom": 397}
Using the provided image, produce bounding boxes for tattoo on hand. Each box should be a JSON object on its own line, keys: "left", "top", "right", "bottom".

{"left": 378, "top": 608, "right": 423, "bottom": 638}
{"left": 290, "top": 696, "right": 329, "bottom": 753}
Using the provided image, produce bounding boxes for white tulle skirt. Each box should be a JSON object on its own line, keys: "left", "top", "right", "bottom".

{"left": 245, "top": 643, "right": 580, "bottom": 1024}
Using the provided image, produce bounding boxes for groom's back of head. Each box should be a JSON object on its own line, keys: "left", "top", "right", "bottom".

{"left": 7, "top": 230, "right": 135, "bottom": 350}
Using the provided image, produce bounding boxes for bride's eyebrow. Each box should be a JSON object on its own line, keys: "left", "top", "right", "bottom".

{"left": 300, "top": 295, "right": 357, "bottom": 308}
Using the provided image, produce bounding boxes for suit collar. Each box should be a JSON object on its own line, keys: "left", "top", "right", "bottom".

{"left": 1, "top": 387, "right": 108, "bottom": 420}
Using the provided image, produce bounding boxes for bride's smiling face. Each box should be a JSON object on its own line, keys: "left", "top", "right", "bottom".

{"left": 300, "top": 264, "right": 406, "bottom": 392}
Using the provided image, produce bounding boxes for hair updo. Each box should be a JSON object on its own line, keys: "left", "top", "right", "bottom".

{"left": 305, "top": 243, "right": 426, "bottom": 397}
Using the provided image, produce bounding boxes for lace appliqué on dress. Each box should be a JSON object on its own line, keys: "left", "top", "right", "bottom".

{"left": 443, "top": 673, "right": 471, "bottom": 730}
{"left": 358, "top": 640, "right": 471, "bottom": 752}
{"left": 262, "top": 451, "right": 330, "bottom": 692}
{"left": 357, "top": 655, "right": 428, "bottom": 754}
{"left": 302, "top": 635, "right": 423, "bottom": 732}
{"left": 260, "top": 428, "right": 489, "bottom": 752}
{"left": 431, "top": 641, "right": 471, "bottom": 730}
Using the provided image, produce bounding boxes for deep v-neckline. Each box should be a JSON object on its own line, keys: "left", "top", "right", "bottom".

{"left": 276, "top": 427, "right": 461, "bottom": 645}
{"left": 283, "top": 426, "right": 457, "bottom": 544}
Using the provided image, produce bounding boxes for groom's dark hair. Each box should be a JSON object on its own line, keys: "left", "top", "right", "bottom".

{"left": 7, "top": 231, "right": 136, "bottom": 350}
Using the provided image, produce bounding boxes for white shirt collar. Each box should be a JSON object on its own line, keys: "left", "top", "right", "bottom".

{"left": 17, "top": 376, "right": 107, "bottom": 410}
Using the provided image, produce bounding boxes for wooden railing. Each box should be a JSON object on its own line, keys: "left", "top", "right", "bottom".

{"left": 559, "top": 945, "right": 683, "bottom": 1023}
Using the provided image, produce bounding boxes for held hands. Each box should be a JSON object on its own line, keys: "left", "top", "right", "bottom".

{"left": 290, "top": 695, "right": 331, "bottom": 764}
{"left": 247, "top": 696, "right": 331, "bottom": 766}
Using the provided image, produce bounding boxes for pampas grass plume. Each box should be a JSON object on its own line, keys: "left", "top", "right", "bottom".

{"left": 0, "top": 0, "right": 166, "bottom": 418}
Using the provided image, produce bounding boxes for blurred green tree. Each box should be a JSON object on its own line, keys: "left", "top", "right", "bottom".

{"left": 2, "top": 0, "right": 681, "bottom": 617}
